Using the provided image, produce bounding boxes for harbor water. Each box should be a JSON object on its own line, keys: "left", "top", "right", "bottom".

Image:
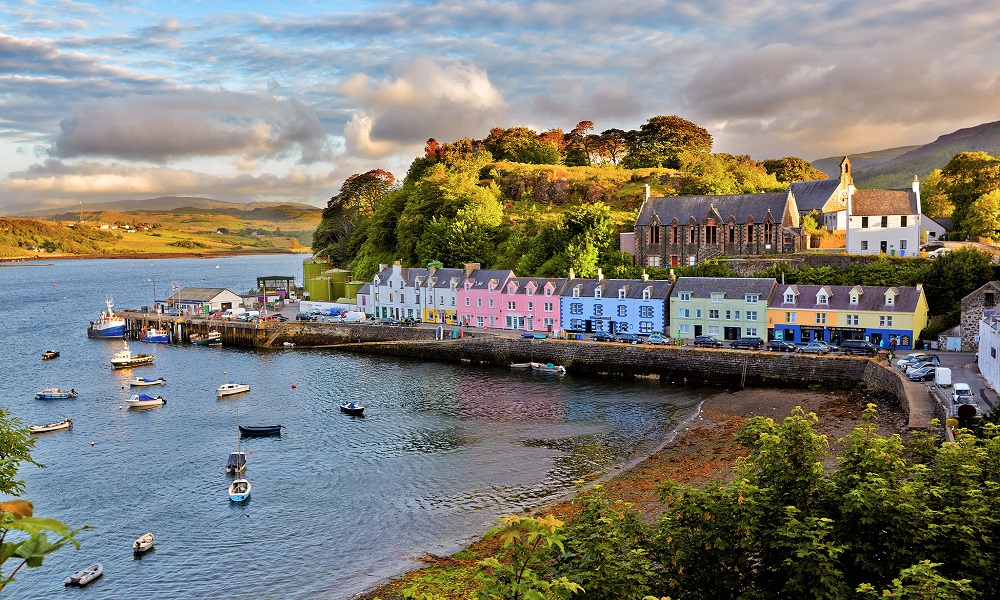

{"left": 0, "top": 255, "right": 710, "bottom": 599}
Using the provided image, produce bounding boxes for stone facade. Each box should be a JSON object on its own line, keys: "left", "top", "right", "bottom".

{"left": 960, "top": 281, "right": 1000, "bottom": 352}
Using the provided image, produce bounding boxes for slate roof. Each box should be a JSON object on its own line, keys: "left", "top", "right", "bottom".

{"left": 560, "top": 278, "right": 673, "bottom": 299}
{"left": 789, "top": 179, "right": 840, "bottom": 213}
{"left": 167, "top": 287, "right": 236, "bottom": 302}
{"left": 463, "top": 269, "right": 515, "bottom": 289}
{"left": 506, "top": 277, "right": 569, "bottom": 297}
{"left": 769, "top": 284, "right": 923, "bottom": 312}
{"left": 928, "top": 217, "right": 953, "bottom": 230}
{"left": 850, "top": 189, "right": 919, "bottom": 216}
{"left": 428, "top": 268, "right": 464, "bottom": 289}
{"left": 636, "top": 192, "right": 790, "bottom": 227}
{"left": 669, "top": 277, "right": 776, "bottom": 299}
{"left": 357, "top": 282, "right": 371, "bottom": 295}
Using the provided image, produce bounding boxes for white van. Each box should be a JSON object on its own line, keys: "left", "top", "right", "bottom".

{"left": 342, "top": 311, "right": 366, "bottom": 323}
{"left": 221, "top": 308, "right": 246, "bottom": 320}
{"left": 241, "top": 310, "right": 260, "bottom": 320}
{"left": 952, "top": 383, "right": 973, "bottom": 405}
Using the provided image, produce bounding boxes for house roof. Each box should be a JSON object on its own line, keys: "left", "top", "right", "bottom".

{"left": 464, "top": 269, "right": 515, "bottom": 289}
{"left": 850, "top": 189, "right": 918, "bottom": 216}
{"left": 789, "top": 179, "right": 840, "bottom": 213}
{"left": 928, "top": 217, "right": 953, "bottom": 230}
{"left": 358, "top": 282, "right": 371, "bottom": 295}
{"left": 669, "top": 277, "right": 776, "bottom": 299}
{"left": 166, "top": 287, "right": 237, "bottom": 302}
{"left": 770, "top": 284, "right": 924, "bottom": 312}
{"left": 636, "top": 192, "right": 790, "bottom": 227}
{"left": 560, "top": 278, "right": 673, "bottom": 299}
{"left": 506, "top": 277, "right": 569, "bottom": 296}
{"left": 428, "top": 268, "right": 464, "bottom": 289}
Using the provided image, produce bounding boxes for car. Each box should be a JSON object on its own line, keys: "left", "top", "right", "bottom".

{"left": 796, "top": 341, "right": 831, "bottom": 354}
{"left": 766, "top": 339, "right": 797, "bottom": 352}
{"left": 729, "top": 337, "right": 764, "bottom": 350}
{"left": 952, "top": 383, "right": 974, "bottom": 405}
{"left": 840, "top": 340, "right": 879, "bottom": 356}
{"left": 646, "top": 333, "right": 668, "bottom": 345}
{"left": 908, "top": 366, "right": 936, "bottom": 382}
{"left": 921, "top": 240, "right": 944, "bottom": 251}
{"left": 399, "top": 317, "right": 419, "bottom": 327}
{"left": 592, "top": 331, "right": 617, "bottom": 342}
{"left": 378, "top": 317, "right": 400, "bottom": 326}
{"left": 294, "top": 312, "right": 315, "bottom": 322}
{"left": 618, "top": 333, "right": 641, "bottom": 344}
{"left": 693, "top": 335, "right": 724, "bottom": 348}
{"left": 896, "top": 353, "right": 926, "bottom": 369}
{"left": 905, "top": 359, "right": 941, "bottom": 375}
{"left": 927, "top": 248, "right": 951, "bottom": 259}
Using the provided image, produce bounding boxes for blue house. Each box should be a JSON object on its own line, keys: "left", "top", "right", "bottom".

{"left": 559, "top": 271, "right": 672, "bottom": 335}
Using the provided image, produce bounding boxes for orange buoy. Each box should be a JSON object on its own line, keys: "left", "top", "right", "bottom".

{"left": 291, "top": 384, "right": 296, "bottom": 389}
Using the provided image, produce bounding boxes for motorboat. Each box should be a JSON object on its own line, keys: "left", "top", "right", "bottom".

{"left": 132, "top": 532, "right": 154, "bottom": 554}
{"left": 239, "top": 424, "right": 284, "bottom": 437}
{"left": 217, "top": 382, "right": 251, "bottom": 398}
{"left": 339, "top": 401, "right": 365, "bottom": 416}
{"left": 140, "top": 327, "right": 170, "bottom": 343}
{"left": 509, "top": 362, "right": 533, "bottom": 369}
{"left": 110, "top": 342, "right": 154, "bottom": 369}
{"left": 225, "top": 451, "right": 247, "bottom": 474}
{"left": 130, "top": 377, "right": 166, "bottom": 387}
{"left": 87, "top": 297, "right": 125, "bottom": 338}
{"left": 64, "top": 563, "right": 103, "bottom": 586}
{"left": 34, "top": 388, "right": 78, "bottom": 399}
{"left": 228, "top": 477, "right": 251, "bottom": 502}
{"left": 28, "top": 418, "right": 72, "bottom": 434}
{"left": 531, "top": 362, "right": 567, "bottom": 375}
{"left": 125, "top": 393, "right": 165, "bottom": 408}
{"left": 191, "top": 330, "right": 222, "bottom": 346}
{"left": 42, "top": 350, "right": 60, "bottom": 360}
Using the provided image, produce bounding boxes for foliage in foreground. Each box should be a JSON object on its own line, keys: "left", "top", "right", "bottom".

{"left": 409, "top": 406, "right": 1000, "bottom": 599}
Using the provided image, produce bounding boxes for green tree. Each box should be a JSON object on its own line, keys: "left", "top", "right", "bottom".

{"left": 475, "top": 515, "right": 583, "bottom": 600}
{"left": 761, "top": 156, "right": 829, "bottom": 183}
{"left": 312, "top": 169, "right": 396, "bottom": 261}
{"left": 677, "top": 152, "right": 783, "bottom": 195}
{"left": 919, "top": 169, "right": 955, "bottom": 219}
{"left": 938, "top": 151, "right": 1000, "bottom": 233}
{"left": 920, "top": 247, "right": 995, "bottom": 315}
{"left": 622, "top": 115, "right": 713, "bottom": 169}
{"left": 965, "top": 190, "right": 1000, "bottom": 241}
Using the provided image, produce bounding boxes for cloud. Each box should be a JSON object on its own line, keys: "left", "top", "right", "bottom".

{"left": 339, "top": 58, "right": 506, "bottom": 158}
{"left": 50, "top": 90, "right": 333, "bottom": 164}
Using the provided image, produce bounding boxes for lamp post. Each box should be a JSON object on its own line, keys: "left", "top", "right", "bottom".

{"left": 147, "top": 277, "right": 156, "bottom": 312}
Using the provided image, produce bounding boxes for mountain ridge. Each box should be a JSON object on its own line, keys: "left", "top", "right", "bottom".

{"left": 5, "top": 196, "right": 321, "bottom": 217}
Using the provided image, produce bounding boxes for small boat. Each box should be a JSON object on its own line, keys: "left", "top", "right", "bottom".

{"left": 225, "top": 451, "right": 247, "bottom": 474}
{"left": 531, "top": 362, "right": 567, "bottom": 375}
{"left": 191, "top": 330, "right": 222, "bottom": 346}
{"left": 140, "top": 327, "right": 170, "bottom": 343}
{"left": 509, "top": 362, "right": 533, "bottom": 369}
{"left": 239, "top": 424, "right": 284, "bottom": 437}
{"left": 132, "top": 532, "right": 154, "bottom": 554}
{"left": 229, "top": 477, "right": 251, "bottom": 502}
{"left": 28, "top": 418, "right": 72, "bottom": 434}
{"left": 64, "top": 563, "right": 103, "bottom": 586}
{"left": 217, "top": 382, "right": 251, "bottom": 398}
{"left": 125, "top": 393, "right": 165, "bottom": 408}
{"left": 282, "top": 341, "right": 296, "bottom": 347}
{"left": 34, "top": 387, "right": 78, "bottom": 399}
{"left": 130, "top": 376, "right": 166, "bottom": 387}
{"left": 110, "top": 341, "right": 154, "bottom": 369}
{"left": 339, "top": 401, "right": 365, "bottom": 416}
{"left": 42, "top": 350, "right": 60, "bottom": 360}
{"left": 87, "top": 297, "right": 125, "bottom": 338}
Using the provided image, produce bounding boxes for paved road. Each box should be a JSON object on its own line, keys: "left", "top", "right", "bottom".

{"left": 902, "top": 350, "right": 994, "bottom": 421}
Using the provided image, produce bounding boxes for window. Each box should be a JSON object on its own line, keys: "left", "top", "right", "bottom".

{"left": 679, "top": 308, "right": 690, "bottom": 318}
{"left": 861, "top": 241, "right": 868, "bottom": 251}
{"left": 677, "top": 323, "right": 689, "bottom": 334}
{"left": 695, "top": 309, "right": 702, "bottom": 318}
{"left": 707, "top": 325, "right": 720, "bottom": 335}
{"left": 734, "top": 310, "right": 741, "bottom": 320}
{"left": 617, "top": 305, "right": 627, "bottom": 317}
{"left": 900, "top": 240, "right": 907, "bottom": 250}
{"left": 688, "top": 256, "right": 696, "bottom": 266}
{"left": 477, "top": 298, "right": 482, "bottom": 307}
{"left": 710, "top": 292, "right": 724, "bottom": 303}
{"left": 477, "top": 316, "right": 484, "bottom": 327}
{"left": 526, "top": 287, "right": 533, "bottom": 296}
{"left": 543, "top": 317, "right": 554, "bottom": 328}
{"left": 570, "top": 319, "right": 584, "bottom": 330}
{"left": 745, "top": 294, "right": 759, "bottom": 304}
{"left": 847, "top": 314, "right": 859, "bottom": 326}
{"left": 850, "top": 295, "right": 858, "bottom": 304}
{"left": 527, "top": 302, "right": 533, "bottom": 311}
{"left": 648, "top": 256, "right": 661, "bottom": 267}
{"left": 642, "top": 288, "right": 651, "bottom": 300}
{"left": 817, "top": 294, "right": 828, "bottom": 305}
{"left": 465, "top": 297, "right": 470, "bottom": 306}
{"left": 784, "top": 292, "right": 795, "bottom": 303}
{"left": 815, "top": 313, "right": 827, "bottom": 324}
{"left": 572, "top": 287, "right": 580, "bottom": 298}
{"left": 678, "top": 292, "right": 691, "bottom": 301}
{"left": 708, "top": 309, "right": 720, "bottom": 319}
{"left": 544, "top": 302, "right": 553, "bottom": 312}
{"left": 861, "top": 217, "right": 869, "bottom": 228}
{"left": 375, "top": 293, "right": 380, "bottom": 301}
{"left": 728, "top": 225, "right": 736, "bottom": 244}
{"left": 594, "top": 305, "right": 603, "bottom": 316}
{"left": 879, "top": 315, "right": 894, "bottom": 327}
{"left": 595, "top": 288, "right": 602, "bottom": 299}
{"left": 618, "top": 288, "right": 627, "bottom": 299}
{"left": 640, "top": 306, "right": 654, "bottom": 318}
{"left": 545, "top": 287, "right": 552, "bottom": 296}
{"left": 764, "top": 222, "right": 773, "bottom": 245}
{"left": 746, "top": 327, "right": 758, "bottom": 336}
{"left": 725, "top": 310, "right": 732, "bottom": 320}
{"left": 672, "top": 225, "right": 678, "bottom": 243}
{"left": 986, "top": 293, "right": 995, "bottom": 308}
{"left": 881, "top": 216, "right": 888, "bottom": 228}
{"left": 490, "top": 316, "right": 495, "bottom": 326}
{"left": 786, "top": 312, "right": 797, "bottom": 323}
{"left": 451, "top": 297, "right": 455, "bottom": 306}
{"left": 706, "top": 225, "right": 717, "bottom": 244}
{"left": 619, "top": 322, "right": 630, "bottom": 332}
{"left": 746, "top": 310, "right": 757, "bottom": 321}
{"left": 507, "top": 301, "right": 516, "bottom": 310}
{"left": 689, "top": 227, "right": 696, "bottom": 244}
{"left": 886, "top": 295, "right": 894, "bottom": 306}
{"left": 570, "top": 303, "right": 583, "bottom": 314}
{"left": 747, "top": 224, "right": 754, "bottom": 243}
{"left": 488, "top": 299, "right": 494, "bottom": 308}
{"left": 649, "top": 224, "right": 660, "bottom": 244}
{"left": 901, "top": 215, "right": 907, "bottom": 227}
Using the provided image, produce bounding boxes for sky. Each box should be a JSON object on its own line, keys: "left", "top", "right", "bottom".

{"left": 2, "top": 0, "right": 1000, "bottom": 212}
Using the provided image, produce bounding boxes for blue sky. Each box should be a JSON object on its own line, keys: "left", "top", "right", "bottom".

{"left": 2, "top": 0, "right": 999, "bottom": 212}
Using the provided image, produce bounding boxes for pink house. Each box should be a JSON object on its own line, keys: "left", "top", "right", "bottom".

{"left": 503, "top": 277, "right": 567, "bottom": 332}
{"left": 457, "top": 264, "right": 514, "bottom": 328}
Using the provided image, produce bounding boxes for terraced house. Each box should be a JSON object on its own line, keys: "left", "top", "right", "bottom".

{"left": 457, "top": 264, "right": 515, "bottom": 329}
{"left": 560, "top": 271, "right": 672, "bottom": 335}
{"left": 418, "top": 266, "right": 464, "bottom": 324}
{"left": 669, "top": 277, "right": 775, "bottom": 341}
{"left": 768, "top": 284, "right": 929, "bottom": 350}
{"left": 502, "top": 276, "right": 567, "bottom": 332}
{"left": 369, "top": 261, "right": 426, "bottom": 320}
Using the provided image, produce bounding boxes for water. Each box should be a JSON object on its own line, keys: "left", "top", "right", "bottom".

{"left": 0, "top": 255, "right": 708, "bottom": 599}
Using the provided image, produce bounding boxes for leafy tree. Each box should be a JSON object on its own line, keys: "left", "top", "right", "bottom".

{"left": 475, "top": 515, "right": 583, "bottom": 600}
{"left": 312, "top": 169, "right": 396, "bottom": 262}
{"left": 919, "top": 169, "right": 955, "bottom": 219}
{"left": 761, "top": 156, "right": 829, "bottom": 183}
{"left": 622, "top": 115, "right": 713, "bottom": 169}
{"left": 800, "top": 210, "right": 821, "bottom": 233}
{"left": 938, "top": 151, "right": 1000, "bottom": 233}
{"left": 484, "top": 127, "right": 559, "bottom": 165}
{"left": 564, "top": 121, "right": 594, "bottom": 167}
{"left": 965, "top": 189, "right": 1000, "bottom": 241}
{"left": 597, "top": 129, "right": 628, "bottom": 164}
{"left": 920, "top": 247, "right": 995, "bottom": 315}
{"left": 677, "top": 152, "right": 783, "bottom": 195}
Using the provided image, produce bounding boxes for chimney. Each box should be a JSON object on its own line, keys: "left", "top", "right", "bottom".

{"left": 392, "top": 261, "right": 402, "bottom": 277}
{"left": 567, "top": 268, "right": 575, "bottom": 281}
{"left": 643, "top": 184, "right": 650, "bottom": 201}
{"left": 596, "top": 268, "right": 604, "bottom": 281}
{"left": 464, "top": 262, "right": 480, "bottom": 278}
{"left": 668, "top": 268, "right": 675, "bottom": 283}
{"left": 379, "top": 263, "right": 388, "bottom": 272}
{"left": 641, "top": 271, "right": 649, "bottom": 282}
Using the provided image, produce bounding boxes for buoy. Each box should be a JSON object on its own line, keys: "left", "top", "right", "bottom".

{"left": 90, "top": 441, "right": 95, "bottom": 446}
{"left": 291, "top": 384, "right": 296, "bottom": 389}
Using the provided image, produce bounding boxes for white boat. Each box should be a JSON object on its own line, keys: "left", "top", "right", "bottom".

{"left": 126, "top": 393, "right": 165, "bottom": 408}
{"left": 64, "top": 562, "right": 103, "bottom": 586}
{"left": 531, "top": 362, "right": 567, "bottom": 375}
{"left": 34, "top": 387, "right": 78, "bottom": 399}
{"left": 217, "top": 382, "right": 251, "bottom": 398}
{"left": 140, "top": 327, "right": 170, "bottom": 343}
{"left": 110, "top": 341, "right": 155, "bottom": 369}
{"left": 87, "top": 296, "right": 125, "bottom": 338}
{"left": 509, "top": 362, "right": 533, "bottom": 369}
{"left": 28, "top": 418, "right": 72, "bottom": 434}
{"left": 191, "top": 330, "right": 222, "bottom": 346}
{"left": 132, "top": 532, "right": 154, "bottom": 553}
{"left": 228, "top": 407, "right": 251, "bottom": 502}
{"left": 129, "top": 376, "right": 166, "bottom": 387}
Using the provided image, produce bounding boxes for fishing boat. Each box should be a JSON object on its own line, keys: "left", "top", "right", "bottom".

{"left": 191, "top": 330, "right": 222, "bottom": 346}
{"left": 42, "top": 350, "right": 60, "bottom": 360}
{"left": 110, "top": 341, "right": 154, "bottom": 369}
{"left": 132, "top": 532, "right": 154, "bottom": 554}
{"left": 339, "top": 401, "right": 365, "bottom": 416}
{"left": 87, "top": 297, "right": 125, "bottom": 338}
{"left": 28, "top": 418, "right": 72, "bottom": 434}
{"left": 239, "top": 424, "right": 284, "bottom": 437}
{"left": 64, "top": 563, "right": 103, "bottom": 586}
{"left": 217, "top": 382, "right": 250, "bottom": 398}
{"left": 140, "top": 326, "right": 170, "bottom": 343}
{"left": 125, "top": 393, "right": 165, "bottom": 408}
{"left": 129, "top": 376, "right": 166, "bottom": 387}
{"left": 34, "top": 388, "right": 78, "bottom": 399}
{"left": 531, "top": 362, "right": 567, "bottom": 375}
{"left": 228, "top": 408, "right": 251, "bottom": 502}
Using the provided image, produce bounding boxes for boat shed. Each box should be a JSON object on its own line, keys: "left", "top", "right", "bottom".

{"left": 161, "top": 287, "right": 243, "bottom": 314}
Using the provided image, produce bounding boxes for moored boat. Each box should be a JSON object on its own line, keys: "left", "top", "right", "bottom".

{"left": 225, "top": 451, "right": 247, "bottom": 474}
{"left": 191, "top": 330, "right": 222, "bottom": 346}
{"left": 64, "top": 563, "right": 103, "bottom": 586}
{"left": 125, "top": 393, "right": 165, "bottom": 408}
{"left": 110, "top": 341, "right": 154, "bottom": 369}
{"left": 34, "top": 387, "right": 78, "bottom": 399}
{"left": 87, "top": 297, "right": 125, "bottom": 338}
{"left": 228, "top": 477, "right": 251, "bottom": 502}
{"left": 217, "top": 382, "right": 251, "bottom": 398}
{"left": 509, "top": 362, "right": 532, "bottom": 369}
{"left": 129, "top": 376, "right": 166, "bottom": 387}
{"left": 239, "top": 424, "right": 284, "bottom": 437}
{"left": 140, "top": 327, "right": 170, "bottom": 343}
{"left": 42, "top": 350, "right": 60, "bottom": 360}
{"left": 339, "top": 401, "right": 365, "bottom": 416}
{"left": 531, "top": 362, "right": 567, "bottom": 375}
{"left": 132, "top": 532, "right": 154, "bottom": 554}
{"left": 28, "top": 418, "right": 72, "bottom": 434}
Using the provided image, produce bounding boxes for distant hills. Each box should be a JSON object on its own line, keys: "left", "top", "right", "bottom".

{"left": 811, "top": 120, "right": 1000, "bottom": 189}
{"left": 8, "top": 196, "right": 320, "bottom": 218}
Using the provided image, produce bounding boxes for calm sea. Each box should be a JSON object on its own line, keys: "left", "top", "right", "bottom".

{"left": 0, "top": 255, "right": 709, "bottom": 599}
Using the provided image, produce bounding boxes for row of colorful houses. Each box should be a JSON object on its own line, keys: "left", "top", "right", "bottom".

{"left": 357, "top": 263, "right": 930, "bottom": 349}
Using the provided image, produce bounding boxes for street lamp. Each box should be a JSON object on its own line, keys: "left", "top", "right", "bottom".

{"left": 147, "top": 277, "right": 156, "bottom": 312}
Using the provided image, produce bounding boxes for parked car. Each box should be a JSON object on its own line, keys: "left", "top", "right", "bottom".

{"left": 729, "top": 337, "right": 764, "bottom": 350}
{"left": 840, "top": 340, "right": 879, "bottom": 356}
{"left": 895, "top": 353, "right": 926, "bottom": 369}
{"left": 905, "top": 359, "right": 940, "bottom": 375}
{"left": 294, "top": 312, "right": 315, "bottom": 322}
{"left": 796, "top": 341, "right": 831, "bottom": 354}
{"left": 766, "top": 339, "right": 797, "bottom": 352}
{"left": 619, "top": 333, "right": 641, "bottom": 344}
{"left": 693, "top": 335, "right": 724, "bottom": 348}
{"left": 400, "top": 317, "right": 419, "bottom": 327}
{"left": 378, "top": 317, "right": 400, "bottom": 326}
{"left": 646, "top": 333, "right": 668, "bottom": 345}
{"left": 921, "top": 240, "right": 944, "bottom": 251}
{"left": 908, "top": 366, "right": 936, "bottom": 382}
{"left": 592, "top": 331, "right": 617, "bottom": 342}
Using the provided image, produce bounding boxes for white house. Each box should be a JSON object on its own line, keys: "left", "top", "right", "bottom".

{"left": 789, "top": 156, "right": 855, "bottom": 232}
{"left": 161, "top": 287, "right": 243, "bottom": 314}
{"left": 369, "top": 261, "right": 428, "bottom": 320}
{"left": 923, "top": 217, "right": 951, "bottom": 242}
{"left": 846, "top": 178, "right": 922, "bottom": 256}
{"left": 419, "top": 266, "right": 463, "bottom": 323}
{"left": 978, "top": 309, "right": 1000, "bottom": 391}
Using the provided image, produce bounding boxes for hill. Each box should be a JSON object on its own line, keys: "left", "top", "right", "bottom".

{"left": 812, "top": 120, "right": 1000, "bottom": 189}
{"left": 7, "top": 196, "right": 320, "bottom": 217}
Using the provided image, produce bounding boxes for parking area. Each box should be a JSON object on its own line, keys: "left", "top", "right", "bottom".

{"left": 908, "top": 351, "right": 995, "bottom": 420}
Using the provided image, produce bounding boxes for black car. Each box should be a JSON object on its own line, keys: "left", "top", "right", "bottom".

{"left": 378, "top": 317, "right": 400, "bottom": 326}
{"left": 730, "top": 337, "right": 765, "bottom": 350}
{"left": 619, "top": 333, "right": 641, "bottom": 344}
{"left": 693, "top": 335, "right": 724, "bottom": 348}
{"left": 399, "top": 317, "right": 419, "bottom": 327}
{"left": 766, "top": 339, "right": 797, "bottom": 352}
{"left": 592, "top": 331, "right": 616, "bottom": 342}
{"left": 294, "top": 312, "right": 315, "bottom": 322}
{"left": 908, "top": 366, "right": 936, "bottom": 382}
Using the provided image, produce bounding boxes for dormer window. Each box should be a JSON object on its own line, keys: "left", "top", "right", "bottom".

{"left": 784, "top": 292, "right": 795, "bottom": 304}
{"left": 850, "top": 295, "right": 858, "bottom": 304}
{"left": 618, "top": 288, "right": 627, "bottom": 299}
{"left": 817, "top": 293, "right": 828, "bottom": 305}
{"left": 643, "top": 288, "right": 651, "bottom": 300}
{"left": 527, "top": 286, "right": 534, "bottom": 296}
{"left": 710, "top": 292, "right": 723, "bottom": 303}
{"left": 572, "top": 286, "right": 580, "bottom": 298}
{"left": 595, "top": 288, "right": 602, "bottom": 299}
{"left": 545, "top": 286, "right": 552, "bottom": 296}
{"left": 886, "top": 295, "right": 894, "bottom": 306}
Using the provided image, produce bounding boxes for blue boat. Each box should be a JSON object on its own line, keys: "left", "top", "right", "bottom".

{"left": 87, "top": 298, "right": 125, "bottom": 338}
{"left": 35, "top": 387, "right": 78, "bottom": 399}
{"left": 140, "top": 327, "right": 170, "bottom": 343}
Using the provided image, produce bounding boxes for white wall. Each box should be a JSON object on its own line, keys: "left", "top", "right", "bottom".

{"left": 979, "top": 317, "right": 1000, "bottom": 391}
{"left": 847, "top": 215, "right": 920, "bottom": 256}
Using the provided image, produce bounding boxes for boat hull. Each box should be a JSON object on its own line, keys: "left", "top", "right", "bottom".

{"left": 130, "top": 378, "right": 166, "bottom": 387}
{"left": 87, "top": 323, "right": 125, "bottom": 338}
{"left": 29, "top": 419, "right": 72, "bottom": 434}
{"left": 340, "top": 403, "right": 365, "bottom": 416}
{"left": 111, "top": 356, "right": 155, "bottom": 369}
{"left": 229, "top": 479, "right": 251, "bottom": 502}
{"left": 65, "top": 563, "right": 103, "bottom": 586}
{"left": 35, "top": 393, "right": 75, "bottom": 399}
{"left": 141, "top": 333, "right": 170, "bottom": 343}
{"left": 133, "top": 533, "right": 154, "bottom": 553}
{"left": 239, "top": 425, "right": 283, "bottom": 437}
{"left": 217, "top": 384, "right": 250, "bottom": 397}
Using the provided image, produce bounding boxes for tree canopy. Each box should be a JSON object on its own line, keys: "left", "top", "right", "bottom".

{"left": 622, "top": 115, "right": 713, "bottom": 169}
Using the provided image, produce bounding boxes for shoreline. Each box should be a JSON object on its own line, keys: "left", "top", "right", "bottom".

{"left": 0, "top": 248, "right": 311, "bottom": 264}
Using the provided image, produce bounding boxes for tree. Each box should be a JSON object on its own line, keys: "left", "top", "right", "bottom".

{"left": 597, "top": 129, "right": 628, "bottom": 164}
{"left": 938, "top": 151, "right": 1000, "bottom": 233}
{"left": 964, "top": 190, "right": 1000, "bottom": 242}
{"left": 622, "top": 115, "right": 713, "bottom": 169}
{"left": 761, "top": 156, "right": 828, "bottom": 183}
{"left": 920, "top": 247, "right": 995, "bottom": 315}
{"left": 564, "top": 121, "right": 594, "bottom": 167}
{"left": 918, "top": 169, "right": 954, "bottom": 219}
{"left": 312, "top": 169, "right": 396, "bottom": 261}
{"left": 677, "top": 152, "right": 783, "bottom": 195}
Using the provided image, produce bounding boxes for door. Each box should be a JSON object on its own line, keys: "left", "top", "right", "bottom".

{"left": 880, "top": 241, "right": 887, "bottom": 254}
{"left": 724, "top": 326, "right": 740, "bottom": 340}
{"left": 694, "top": 325, "right": 703, "bottom": 337}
